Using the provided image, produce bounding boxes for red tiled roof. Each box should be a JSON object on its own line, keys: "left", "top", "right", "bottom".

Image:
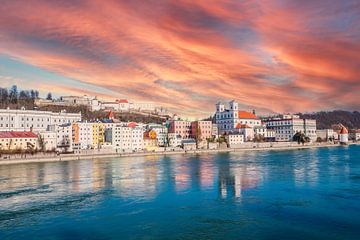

{"left": 238, "top": 111, "right": 258, "bottom": 119}
{"left": 235, "top": 123, "right": 252, "bottom": 129}
{"left": 340, "top": 127, "right": 348, "bottom": 134}
{"left": 0, "top": 131, "right": 38, "bottom": 139}
{"left": 117, "top": 99, "right": 128, "bottom": 103}
{"left": 128, "top": 122, "right": 137, "bottom": 128}
{"left": 108, "top": 110, "right": 114, "bottom": 119}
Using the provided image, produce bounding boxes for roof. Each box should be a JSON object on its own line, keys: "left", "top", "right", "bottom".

{"left": 108, "top": 110, "right": 114, "bottom": 119}
{"left": 116, "top": 99, "right": 128, "bottom": 103}
{"left": 235, "top": 123, "right": 252, "bottom": 129}
{"left": 0, "top": 131, "right": 38, "bottom": 139}
{"left": 340, "top": 127, "right": 348, "bottom": 134}
{"left": 182, "top": 139, "right": 196, "bottom": 144}
{"left": 238, "top": 111, "right": 258, "bottom": 119}
{"left": 128, "top": 122, "right": 137, "bottom": 128}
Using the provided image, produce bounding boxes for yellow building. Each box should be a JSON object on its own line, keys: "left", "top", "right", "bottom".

{"left": 0, "top": 131, "right": 39, "bottom": 151}
{"left": 144, "top": 129, "right": 158, "bottom": 152}
{"left": 92, "top": 122, "right": 105, "bottom": 149}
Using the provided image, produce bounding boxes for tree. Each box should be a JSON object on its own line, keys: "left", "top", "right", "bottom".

{"left": 34, "top": 90, "right": 39, "bottom": 99}
{"left": 0, "top": 88, "right": 9, "bottom": 103}
{"left": 9, "top": 85, "right": 18, "bottom": 104}
{"left": 46, "top": 92, "right": 52, "bottom": 100}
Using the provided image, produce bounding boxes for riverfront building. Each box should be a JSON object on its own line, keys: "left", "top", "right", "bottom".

{"left": 0, "top": 131, "right": 38, "bottom": 151}
{"left": 105, "top": 123, "right": 144, "bottom": 152}
{"left": 0, "top": 108, "right": 81, "bottom": 133}
{"left": 264, "top": 115, "right": 317, "bottom": 142}
{"left": 215, "top": 100, "right": 261, "bottom": 134}
{"left": 190, "top": 121, "right": 213, "bottom": 141}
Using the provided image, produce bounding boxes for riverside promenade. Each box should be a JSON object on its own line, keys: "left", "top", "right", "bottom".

{"left": 0, "top": 142, "right": 357, "bottom": 166}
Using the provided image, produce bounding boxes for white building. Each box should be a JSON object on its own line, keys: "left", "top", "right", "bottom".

{"left": 339, "top": 126, "right": 349, "bottom": 144}
{"left": 105, "top": 123, "right": 144, "bottom": 152}
{"left": 73, "top": 122, "right": 93, "bottom": 150}
{"left": 234, "top": 124, "right": 254, "bottom": 141}
{"left": 101, "top": 99, "right": 130, "bottom": 112}
{"left": 51, "top": 123, "right": 73, "bottom": 152}
{"left": 215, "top": 100, "right": 261, "bottom": 134}
{"left": 168, "top": 133, "right": 182, "bottom": 147}
{"left": 130, "top": 102, "right": 155, "bottom": 112}
{"left": 264, "top": 115, "right": 317, "bottom": 142}
{"left": 316, "top": 129, "right": 335, "bottom": 141}
{"left": 0, "top": 108, "right": 81, "bottom": 133}
{"left": 349, "top": 129, "right": 360, "bottom": 141}
{"left": 38, "top": 131, "right": 57, "bottom": 151}
{"left": 225, "top": 133, "right": 244, "bottom": 147}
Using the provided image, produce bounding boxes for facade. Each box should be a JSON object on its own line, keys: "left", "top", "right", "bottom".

{"left": 92, "top": 122, "right": 105, "bottom": 149}
{"left": 72, "top": 122, "right": 93, "bottom": 150}
{"left": 0, "top": 131, "right": 38, "bottom": 151}
{"left": 168, "top": 133, "right": 182, "bottom": 147}
{"left": 264, "top": 115, "right": 317, "bottom": 142}
{"left": 130, "top": 102, "right": 155, "bottom": 112}
{"left": 225, "top": 133, "right": 244, "bottom": 147}
{"left": 235, "top": 124, "right": 254, "bottom": 141}
{"left": 215, "top": 100, "right": 261, "bottom": 133}
{"left": 52, "top": 123, "right": 73, "bottom": 152}
{"left": 146, "top": 123, "right": 168, "bottom": 146}
{"left": 190, "top": 121, "right": 212, "bottom": 141}
{"left": 144, "top": 129, "right": 158, "bottom": 151}
{"left": 169, "top": 120, "right": 192, "bottom": 139}
{"left": 38, "top": 131, "right": 57, "bottom": 151}
{"left": 0, "top": 108, "right": 81, "bottom": 133}
{"left": 181, "top": 139, "right": 196, "bottom": 151}
{"left": 106, "top": 124, "right": 144, "bottom": 152}
{"left": 339, "top": 126, "right": 349, "bottom": 144}
{"left": 316, "top": 129, "right": 335, "bottom": 141}
{"left": 349, "top": 129, "right": 360, "bottom": 141}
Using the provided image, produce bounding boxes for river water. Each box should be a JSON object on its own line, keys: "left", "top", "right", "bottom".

{"left": 0, "top": 145, "right": 359, "bottom": 239}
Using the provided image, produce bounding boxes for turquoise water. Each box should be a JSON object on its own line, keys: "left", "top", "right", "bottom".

{"left": 0, "top": 145, "right": 359, "bottom": 239}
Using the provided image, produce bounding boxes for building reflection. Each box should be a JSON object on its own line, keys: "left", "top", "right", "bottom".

{"left": 217, "top": 154, "right": 262, "bottom": 199}
{"left": 112, "top": 156, "right": 158, "bottom": 199}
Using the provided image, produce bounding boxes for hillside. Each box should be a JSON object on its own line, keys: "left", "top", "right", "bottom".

{"left": 299, "top": 111, "right": 360, "bottom": 129}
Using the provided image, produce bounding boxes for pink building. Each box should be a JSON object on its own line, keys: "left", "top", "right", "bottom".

{"left": 191, "top": 121, "right": 213, "bottom": 141}
{"left": 169, "top": 120, "right": 192, "bottom": 139}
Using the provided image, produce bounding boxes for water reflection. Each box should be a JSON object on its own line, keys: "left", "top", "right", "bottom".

{"left": 0, "top": 147, "right": 356, "bottom": 212}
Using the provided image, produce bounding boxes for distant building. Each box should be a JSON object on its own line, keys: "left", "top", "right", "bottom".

{"left": 215, "top": 100, "right": 261, "bottom": 133}
{"left": 0, "top": 108, "right": 81, "bottom": 133}
{"left": 105, "top": 123, "right": 144, "bottom": 152}
{"left": 169, "top": 120, "right": 192, "bottom": 139}
{"left": 72, "top": 122, "right": 93, "bottom": 150}
{"left": 181, "top": 139, "right": 196, "bottom": 151}
{"left": 146, "top": 123, "right": 168, "bottom": 146}
{"left": 264, "top": 115, "right": 317, "bottom": 142}
{"left": 190, "top": 121, "right": 212, "bottom": 142}
{"left": 339, "top": 126, "right": 349, "bottom": 144}
{"left": 316, "top": 129, "right": 335, "bottom": 141}
{"left": 38, "top": 131, "right": 57, "bottom": 151}
{"left": 234, "top": 124, "right": 254, "bottom": 141}
{"left": 349, "top": 129, "right": 360, "bottom": 141}
{"left": 225, "top": 133, "right": 244, "bottom": 147}
{"left": 0, "top": 131, "right": 38, "bottom": 151}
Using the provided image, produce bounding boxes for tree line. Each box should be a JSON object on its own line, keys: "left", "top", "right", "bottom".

{"left": 0, "top": 85, "right": 53, "bottom": 108}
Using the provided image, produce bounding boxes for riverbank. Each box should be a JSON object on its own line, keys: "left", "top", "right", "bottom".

{"left": 0, "top": 142, "right": 358, "bottom": 165}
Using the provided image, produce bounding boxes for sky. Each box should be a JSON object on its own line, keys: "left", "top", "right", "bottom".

{"left": 0, "top": 0, "right": 359, "bottom": 118}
